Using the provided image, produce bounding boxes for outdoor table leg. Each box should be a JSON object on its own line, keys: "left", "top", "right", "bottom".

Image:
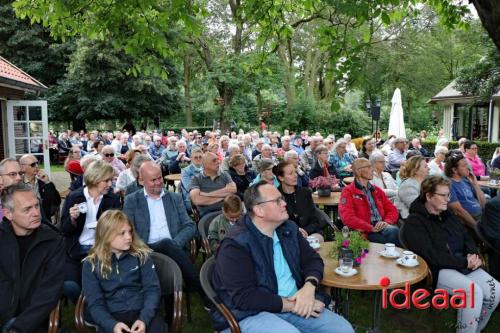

{"left": 368, "top": 291, "right": 382, "bottom": 333}
{"left": 330, "top": 288, "right": 350, "bottom": 320}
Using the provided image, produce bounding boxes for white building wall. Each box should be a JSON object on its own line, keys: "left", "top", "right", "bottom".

{"left": 493, "top": 103, "right": 500, "bottom": 142}
{"left": 443, "top": 104, "right": 453, "bottom": 139}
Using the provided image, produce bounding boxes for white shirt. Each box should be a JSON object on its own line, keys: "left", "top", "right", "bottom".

{"left": 144, "top": 188, "right": 171, "bottom": 244}
{"left": 78, "top": 187, "right": 103, "bottom": 246}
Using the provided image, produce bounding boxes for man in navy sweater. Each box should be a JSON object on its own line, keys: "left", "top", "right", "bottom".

{"left": 211, "top": 181, "right": 353, "bottom": 333}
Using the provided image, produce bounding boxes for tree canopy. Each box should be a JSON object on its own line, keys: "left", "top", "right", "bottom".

{"left": 2, "top": 0, "right": 497, "bottom": 135}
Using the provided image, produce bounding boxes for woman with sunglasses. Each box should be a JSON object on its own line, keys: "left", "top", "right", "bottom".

{"left": 60, "top": 160, "right": 121, "bottom": 305}
{"left": 403, "top": 175, "right": 499, "bottom": 333}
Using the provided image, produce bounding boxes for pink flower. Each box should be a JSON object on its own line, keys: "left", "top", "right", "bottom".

{"left": 355, "top": 257, "right": 362, "bottom": 264}
{"left": 361, "top": 252, "right": 367, "bottom": 259}
{"left": 341, "top": 240, "right": 350, "bottom": 248}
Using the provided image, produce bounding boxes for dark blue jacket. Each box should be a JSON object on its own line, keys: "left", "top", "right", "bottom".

{"left": 211, "top": 214, "right": 327, "bottom": 331}
{"left": 82, "top": 253, "right": 160, "bottom": 333}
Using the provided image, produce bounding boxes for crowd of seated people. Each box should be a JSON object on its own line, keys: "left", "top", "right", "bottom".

{"left": 4, "top": 126, "right": 500, "bottom": 333}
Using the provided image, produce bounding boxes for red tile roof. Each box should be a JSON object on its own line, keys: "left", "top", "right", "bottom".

{"left": 0, "top": 56, "right": 47, "bottom": 92}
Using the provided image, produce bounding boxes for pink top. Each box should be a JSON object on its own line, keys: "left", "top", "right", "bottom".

{"left": 466, "top": 153, "right": 485, "bottom": 177}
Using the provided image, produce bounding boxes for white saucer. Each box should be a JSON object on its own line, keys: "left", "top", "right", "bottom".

{"left": 309, "top": 243, "right": 321, "bottom": 250}
{"left": 396, "top": 258, "right": 419, "bottom": 267}
{"left": 378, "top": 250, "right": 400, "bottom": 258}
{"left": 335, "top": 267, "right": 358, "bottom": 277}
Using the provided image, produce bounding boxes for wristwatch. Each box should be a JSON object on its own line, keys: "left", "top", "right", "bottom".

{"left": 305, "top": 277, "right": 319, "bottom": 288}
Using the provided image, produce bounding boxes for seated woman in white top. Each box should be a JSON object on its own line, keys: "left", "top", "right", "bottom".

{"left": 428, "top": 146, "right": 448, "bottom": 176}
{"left": 394, "top": 155, "right": 429, "bottom": 219}
{"left": 369, "top": 151, "right": 398, "bottom": 200}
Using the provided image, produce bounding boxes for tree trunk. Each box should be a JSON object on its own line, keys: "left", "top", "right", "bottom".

{"left": 256, "top": 88, "right": 263, "bottom": 115}
{"left": 183, "top": 52, "right": 193, "bottom": 126}
{"left": 472, "top": 0, "right": 500, "bottom": 51}
{"left": 278, "top": 43, "right": 295, "bottom": 112}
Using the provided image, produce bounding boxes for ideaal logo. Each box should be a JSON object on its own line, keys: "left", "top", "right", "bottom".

{"left": 379, "top": 276, "right": 475, "bottom": 309}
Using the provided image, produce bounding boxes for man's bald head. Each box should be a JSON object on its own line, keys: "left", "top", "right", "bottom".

{"left": 202, "top": 152, "right": 219, "bottom": 174}
{"left": 352, "top": 158, "right": 371, "bottom": 177}
{"left": 139, "top": 161, "right": 163, "bottom": 197}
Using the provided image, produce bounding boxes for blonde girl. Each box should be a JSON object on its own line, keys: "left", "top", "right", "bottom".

{"left": 82, "top": 210, "right": 167, "bottom": 333}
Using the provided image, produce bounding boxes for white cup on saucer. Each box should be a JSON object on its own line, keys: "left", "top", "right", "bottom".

{"left": 402, "top": 250, "right": 418, "bottom": 266}
{"left": 384, "top": 243, "right": 396, "bottom": 256}
{"left": 307, "top": 236, "right": 320, "bottom": 249}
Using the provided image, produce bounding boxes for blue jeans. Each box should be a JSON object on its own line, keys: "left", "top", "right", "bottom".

{"left": 368, "top": 225, "right": 401, "bottom": 247}
{"left": 222, "top": 309, "right": 354, "bottom": 333}
{"left": 1, "top": 318, "right": 16, "bottom": 333}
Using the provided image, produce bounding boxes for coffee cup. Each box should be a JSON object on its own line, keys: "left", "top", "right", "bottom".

{"left": 78, "top": 202, "right": 88, "bottom": 214}
{"left": 384, "top": 243, "right": 396, "bottom": 256}
{"left": 307, "top": 236, "right": 320, "bottom": 249}
{"left": 402, "top": 250, "right": 418, "bottom": 265}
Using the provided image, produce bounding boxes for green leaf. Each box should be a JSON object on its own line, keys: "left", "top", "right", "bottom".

{"left": 381, "top": 12, "right": 391, "bottom": 25}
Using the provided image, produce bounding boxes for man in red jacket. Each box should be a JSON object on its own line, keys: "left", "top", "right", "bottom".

{"left": 339, "top": 158, "right": 401, "bottom": 246}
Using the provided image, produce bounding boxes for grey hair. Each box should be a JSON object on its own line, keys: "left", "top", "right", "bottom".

{"left": 191, "top": 147, "right": 203, "bottom": 155}
{"left": 176, "top": 140, "right": 186, "bottom": 149}
{"left": 1, "top": 183, "right": 39, "bottom": 211}
{"left": 80, "top": 154, "right": 100, "bottom": 170}
{"left": 131, "top": 155, "right": 152, "bottom": 178}
{"left": 334, "top": 139, "right": 347, "bottom": 150}
{"left": 0, "top": 158, "right": 18, "bottom": 174}
{"left": 258, "top": 158, "right": 275, "bottom": 173}
{"left": 228, "top": 144, "right": 240, "bottom": 154}
{"left": 284, "top": 150, "right": 298, "bottom": 161}
{"left": 434, "top": 146, "right": 448, "bottom": 157}
{"left": 369, "top": 151, "right": 386, "bottom": 165}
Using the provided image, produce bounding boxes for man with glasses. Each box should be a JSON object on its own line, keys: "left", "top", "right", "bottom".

{"left": 0, "top": 158, "right": 24, "bottom": 221}
{"left": 19, "top": 154, "right": 61, "bottom": 222}
{"left": 339, "top": 158, "right": 400, "bottom": 246}
{"left": 190, "top": 152, "right": 236, "bottom": 217}
{"left": 212, "top": 181, "right": 354, "bottom": 333}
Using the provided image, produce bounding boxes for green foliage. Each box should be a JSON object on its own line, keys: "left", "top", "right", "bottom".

{"left": 0, "top": 1, "right": 73, "bottom": 86}
{"left": 329, "top": 230, "right": 369, "bottom": 260}
{"left": 276, "top": 94, "right": 372, "bottom": 137}
{"left": 421, "top": 140, "right": 500, "bottom": 160}
{"left": 47, "top": 39, "right": 181, "bottom": 122}
{"left": 455, "top": 48, "right": 500, "bottom": 101}
{"left": 13, "top": 0, "right": 205, "bottom": 78}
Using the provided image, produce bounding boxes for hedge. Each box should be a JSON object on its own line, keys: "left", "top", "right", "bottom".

{"left": 421, "top": 140, "right": 500, "bottom": 162}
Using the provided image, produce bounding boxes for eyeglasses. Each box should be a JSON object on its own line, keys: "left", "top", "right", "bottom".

{"left": 434, "top": 192, "right": 451, "bottom": 199}
{"left": 192, "top": 156, "right": 203, "bottom": 160}
{"left": 256, "top": 196, "right": 284, "bottom": 206}
{"left": 1, "top": 171, "right": 25, "bottom": 178}
{"left": 103, "top": 153, "right": 114, "bottom": 157}
{"left": 22, "top": 162, "right": 38, "bottom": 168}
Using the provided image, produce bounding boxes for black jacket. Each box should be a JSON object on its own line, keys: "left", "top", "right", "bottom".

{"left": 228, "top": 167, "right": 256, "bottom": 199}
{"left": 0, "top": 221, "right": 64, "bottom": 333}
{"left": 211, "top": 214, "right": 328, "bottom": 331}
{"left": 61, "top": 187, "right": 121, "bottom": 283}
{"left": 279, "top": 186, "right": 327, "bottom": 235}
{"left": 404, "top": 198, "right": 478, "bottom": 287}
{"left": 37, "top": 179, "right": 61, "bottom": 220}
{"left": 309, "top": 160, "right": 337, "bottom": 180}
